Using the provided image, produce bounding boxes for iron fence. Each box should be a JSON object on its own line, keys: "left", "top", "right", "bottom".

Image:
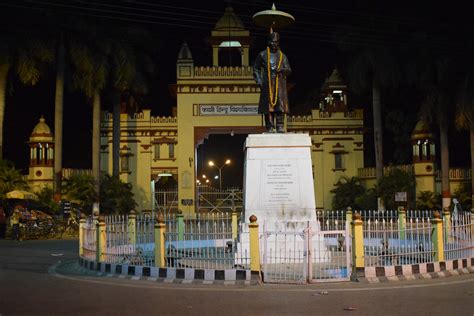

{"left": 444, "top": 213, "right": 474, "bottom": 260}
{"left": 82, "top": 217, "right": 96, "bottom": 261}
{"left": 164, "top": 213, "right": 248, "bottom": 269}
{"left": 364, "top": 217, "right": 434, "bottom": 266}
{"left": 103, "top": 214, "right": 155, "bottom": 267}
{"left": 261, "top": 221, "right": 350, "bottom": 283}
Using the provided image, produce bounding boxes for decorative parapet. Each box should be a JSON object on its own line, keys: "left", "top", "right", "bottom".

{"left": 150, "top": 116, "right": 177, "bottom": 124}
{"left": 193, "top": 66, "right": 254, "bottom": 79}
{"left": 358, "top": 165, "right": 472, "bottom": 181}
{"left": 435, "top": 168, "right": 471, "bottom": 181}
{"left": 287, "top": 115, "right": 312, "bottom": 123}
{"left": 101, "top": 111, "right": 177, "bottom": 125}
{"left": 358, "top": 165, "right": 414, "bottom": 179}
{"left": 288, "top": 109, "right": 364, "bottom": 126}
{"left": 102, "top": 111, "right": 147, "bottom": 121}
{"left": 62, "top": 168, "right": 92, "bottom": 179}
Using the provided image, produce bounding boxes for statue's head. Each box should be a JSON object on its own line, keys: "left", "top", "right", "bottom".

{"left": 267, "top": 32, "right": 280, "bottom": 52}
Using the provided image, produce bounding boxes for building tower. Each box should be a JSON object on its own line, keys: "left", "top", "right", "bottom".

{"left": 411, "top": 119, "right": 436, "bottom": 195}
{"left": 318, "top": 68, "right": 349, "bottom": 112}
{"left": 27, "top": 116, "right": 54, "bottom": 191}
{"left": 208, "top": 6, "right": 252, "bottom": 67}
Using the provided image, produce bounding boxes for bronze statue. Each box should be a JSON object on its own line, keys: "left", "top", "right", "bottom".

{"left": 253, "top": 32, "right": 291, "bottom": 133}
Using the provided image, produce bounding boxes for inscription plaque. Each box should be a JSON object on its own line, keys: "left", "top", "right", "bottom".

{"left": 261, "top": 160, "right": 300, "bottom": 208}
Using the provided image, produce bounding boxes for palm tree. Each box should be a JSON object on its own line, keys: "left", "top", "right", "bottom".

{"left": 0, "top": 160, "right": 29, "bottom": 198}
{"left": 108, "top": 32, "right": 154, "bottom": 179}
{"left": 53, "top": 32, "right": 65, "bottom": 199}
{"left": 418, "top": 57, "right": 455, "bottom": 210}
{"left": 68, "top": 34, "right": 109, "bottom": 214}
{"left": 343, "top": 46, "right": 399, "bottom": 210}
{"left": 419, "top": 56, "right": 456, "bottom": 209}
{"left": 456, "top": 64, "right": 474, "bottom": 211}
{"left": 0, "top": 32, "right": 53, "bottom": 160}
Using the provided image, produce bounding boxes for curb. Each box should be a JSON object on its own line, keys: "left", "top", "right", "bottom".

{"left": 78, "top": 258, "right": 260, "bottom": 285}
{"left": 354, "top": 257, "right": 474, "bottom": 283}
{"left": 358, "top": 266, "right": 474, "bottom": 283}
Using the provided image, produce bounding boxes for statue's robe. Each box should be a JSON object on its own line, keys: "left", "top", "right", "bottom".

{"left": 253, "top": 49, "right": 291, "bottom": 114}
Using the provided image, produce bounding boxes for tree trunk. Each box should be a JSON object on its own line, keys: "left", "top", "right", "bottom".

{"left": 112, "top": 95, "right": 120, "bottom": 178}
{"left": 470, "top": 122, "right": 474, "bottom": 212}
{"left": 439, "top": 115, "right": 451, "bottom": 209}
{"left": 0, "top": 63, "right": 9, "bottom": 160}
{"left": 54, "top": 32, "right": 65, "bottom": 199}
{"left": 92, "top": 89, "right": 101, "bottom": 214}
{"left": 372, "top": 80, "right": 384, "bottom": 210}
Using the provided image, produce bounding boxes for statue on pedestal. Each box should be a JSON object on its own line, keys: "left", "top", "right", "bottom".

{"left": 253, "top": 32, "right": 291, "bottom": 133}
{"left": 252, "top": 4, "right": 295, "bottom": 133}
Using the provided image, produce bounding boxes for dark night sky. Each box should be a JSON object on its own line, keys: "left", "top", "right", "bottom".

{"left": 0, "top": 1, "right": 471, "bottom": 187}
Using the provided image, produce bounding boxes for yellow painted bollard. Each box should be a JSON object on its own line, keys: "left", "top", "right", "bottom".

{"left": 398, "top": 206, "right": 406, "bottom": 240}
{"left": 96, "top": 215, "right": 106, "bottom": 262}
{"left": 431, "top": 211, "right": 444, "bottom": 262}
{"left": 346, "top": 207, "right": 352, "bottom": 232}
{"left": 249, "top": 215, "right": 260, "bottom": 273}
{"left": 128, "top": 210, "right": 137, "bottom": 245}
{"left": 231, "top": 211, "right": 238, "bottom": 241}
{"left": 351, "top": 212, "right": 364, "bottom": 280}
{"left": 442, "top": 207, "right": 451, "bottom": 244}
{"left": 176, "top": 210, "right": 184, "bottom": 241}
{"left": 154, "top": 213, "right": 166, "bottom": 268}
{"left": 79, "top": 213, "right": 86, "bottom": 257}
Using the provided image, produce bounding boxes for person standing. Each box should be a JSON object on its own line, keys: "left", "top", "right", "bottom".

{"left": 0, "top": 207, "right": 6, "bottom": 239}
{"left": 253, "top": 32, "right": 292, "bottom": 133}
{"left": 10, "top": 208, "right": 21, "bottom": 241}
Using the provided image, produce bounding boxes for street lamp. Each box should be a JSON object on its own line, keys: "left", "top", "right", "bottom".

{"left": 208, "top": 159, "right": 231, "bottom": 190}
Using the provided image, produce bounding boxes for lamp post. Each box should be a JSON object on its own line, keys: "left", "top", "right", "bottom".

{"left": 208, "top": 159, "right": 231, "bottom": 190}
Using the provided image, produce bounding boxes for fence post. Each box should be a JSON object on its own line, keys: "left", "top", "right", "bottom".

{"left": 398, "top": 206, "right": 406, "bottom": 240}
{"left": 346, "top": 207, "right": 352, "bottom": 231}
{"left": 128, "top": 210, "right": 136, "bottom": 245}
{"left": 154, "top": 213, "right": 166, "bottom": 268}
{"left": 442, "top": 207, "right": 451, "bottom": 244}
{"left": 232, "top": 210, "right": 238, "bottom": 241}
{"left": 249, "top": 215, "right": 260, "bottom": 273}
{"left": 471, "top": 210, "right": 474, "bottom": 240}
{"left": 431, "top": 211, "right": 444, "bottom": 262}
{"left": 79, "top": 213, "right": 86, "bottom": 257}
{"left": 96, "top": 215, "right": 106, "bottom": 263}
{"left": 351, "top": 212, "right": 364, "bottom": 281}
{"left": 176, "top": 210, "right": 184, "bottom": 241}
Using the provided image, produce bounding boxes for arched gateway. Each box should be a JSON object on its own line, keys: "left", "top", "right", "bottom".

{"left": 100, "top": 7, "right": 365, "bottom": 213}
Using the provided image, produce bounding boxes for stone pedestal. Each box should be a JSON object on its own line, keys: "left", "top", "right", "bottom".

{"left": 235, "top": 134, "right": 328, "bottom": 266}
{"left": 243, "top": 133, "right": 316, "bottom": 223}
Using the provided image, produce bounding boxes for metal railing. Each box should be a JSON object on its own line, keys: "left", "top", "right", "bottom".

{"left": 197, "top": 187, "right": 243, "bottom": 214}
{"left": 103, "top": 213, "right": 155, "bottom": 267}
{"left": 444, "top": 213, "right": 474, "bottom": 260}
{"left": 163, "top": 213, "right": 248, "bottom": 269}
{"left": 82, "top": 217, "right": 96, "bottom": 261}
{"left": 80, "top": 209, "right": 473, "bottom": 275}
{"left": 364, "top": 217, "right": 433, "bottom": 266}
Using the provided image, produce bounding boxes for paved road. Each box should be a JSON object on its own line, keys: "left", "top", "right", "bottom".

{"left": 1, "top": 239, "right": 473, "bottom": 315}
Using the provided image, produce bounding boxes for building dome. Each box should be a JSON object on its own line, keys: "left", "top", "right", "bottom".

{"left": 214, "top": 7, "right": 245, "bottom": 31}
{"left": 411, "top": 119, "right": 432, "bottom": 140}
{"left": 29, "top": 116, "right": 53, "bottom": 143}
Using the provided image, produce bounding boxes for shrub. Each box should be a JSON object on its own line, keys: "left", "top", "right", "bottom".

{"left": 332, "top": 177, "right": 366, "bottom": 210}
{"left": 416, "top": 191, "right": 441, "bottom": 210}
{"left": 378, "top": 168, "right": 416, "bottom": 209}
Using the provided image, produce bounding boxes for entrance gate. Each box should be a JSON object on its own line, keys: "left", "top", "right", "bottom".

{"left": 262, "top": 221, "right": 351, "bottom": 283}
{"left": 155, "top": 188, "right": 243, "bottom": 214}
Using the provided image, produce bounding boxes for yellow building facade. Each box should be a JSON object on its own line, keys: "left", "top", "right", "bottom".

{"left": 26, "top": 116, "right": 55, "bottom": 192}
{"left": 99, "top": 8, "right": 365, "bottom": 212}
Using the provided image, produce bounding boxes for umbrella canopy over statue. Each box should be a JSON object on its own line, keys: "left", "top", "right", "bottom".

{"left": 6, "top": 190, "right": 38, "bottom": 200}
{"left": 252, "top": 3, "right": 295, "bottom": 31}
